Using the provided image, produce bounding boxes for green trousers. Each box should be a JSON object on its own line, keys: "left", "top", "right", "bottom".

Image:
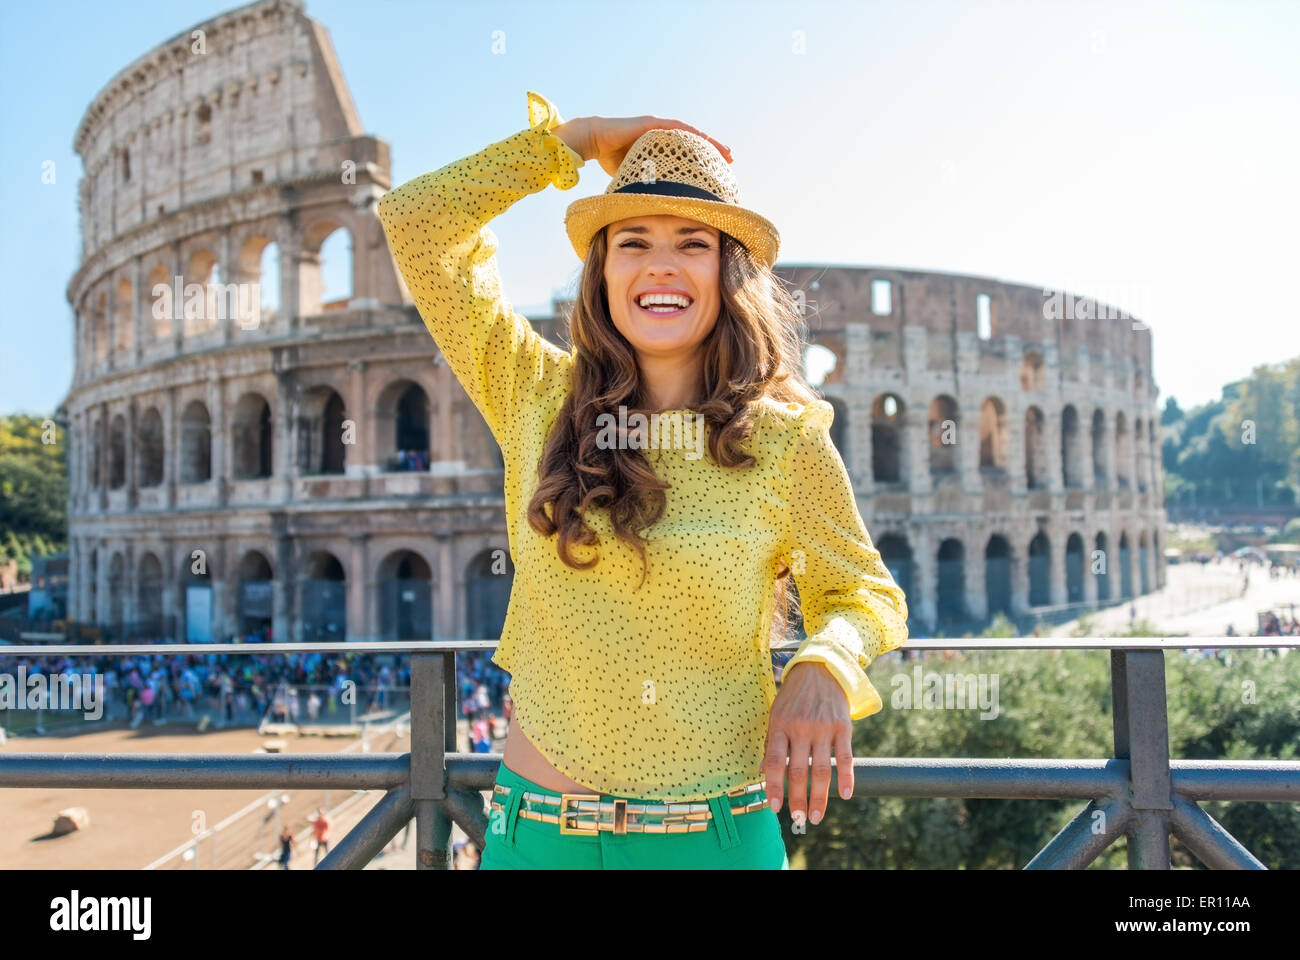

{"left": 480, "top": 762, "right": 790, "bottom": 870}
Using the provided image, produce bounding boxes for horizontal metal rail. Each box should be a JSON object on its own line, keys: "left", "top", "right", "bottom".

{"left": 0, "top": 753, "right": 409, "bottom": 790}
{"left": 0, "top": 638, "right": 1296, "bottom": 869}
{"left": 1, "top": 637, "right": 1293, "bottom": 656}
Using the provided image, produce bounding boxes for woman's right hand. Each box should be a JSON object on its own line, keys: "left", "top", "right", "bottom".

{"left": 551, "top": 115, "right": 733, "bottom": 176}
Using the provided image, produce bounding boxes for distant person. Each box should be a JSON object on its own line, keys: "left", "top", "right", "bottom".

{"left": 472, "top": 716, "right": 493, "bottom": 753}
{"left": 279, "top": 827, "right": 295, "bottom": 869}
{"left": 220, "top": 672, "right": 235, "bottom": 724}
{"left": 311, "top": 808, "right": 331, "bottom": 865}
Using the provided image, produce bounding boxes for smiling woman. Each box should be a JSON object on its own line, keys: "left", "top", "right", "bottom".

{"left": 602, "top": 215, "right": 722, "bottom": 411}
{"left": 375, "top": 90, "right": 909, "bottom": 870}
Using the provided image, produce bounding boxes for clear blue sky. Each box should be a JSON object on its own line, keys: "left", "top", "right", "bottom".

{"left": 2, "top": 0, "right": 1297, "bottom": 418}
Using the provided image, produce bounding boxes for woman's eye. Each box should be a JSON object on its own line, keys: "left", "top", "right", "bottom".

{"left": 618, "top": 239, "right": 711, "bottom": 249}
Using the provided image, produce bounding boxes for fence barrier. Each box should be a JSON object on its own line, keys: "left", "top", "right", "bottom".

{"left": 0, "top": 638, "right": 1297, "bottom": 869}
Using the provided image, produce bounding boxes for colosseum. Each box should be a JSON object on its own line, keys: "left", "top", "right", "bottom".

{"left": 62, "top": 0, "right": 1166, "bottom": 644}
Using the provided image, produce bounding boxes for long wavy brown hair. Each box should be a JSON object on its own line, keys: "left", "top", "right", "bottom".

{"left": 525, "top": 226, "right": 822, "bottom": 649}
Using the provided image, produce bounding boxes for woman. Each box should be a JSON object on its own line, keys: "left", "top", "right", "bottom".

{"left": 278, "top": 826, "right": 295, "bottom": 870}
{"left": 376, "top": 91, "right": 909, "bottom": 869}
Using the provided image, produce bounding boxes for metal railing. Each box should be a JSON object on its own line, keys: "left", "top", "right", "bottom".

{"left": 0, "top": 638, "right": 1297, "bottom": 869}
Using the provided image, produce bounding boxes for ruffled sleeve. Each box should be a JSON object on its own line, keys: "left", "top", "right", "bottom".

{"left": 526, "top": 90, "right": 585, "bottom": 188}
{"left": 375, "top": 91, "right": 584, "bottom": 449}
{"left": 778, "top": 400, "right": 910, "bottom": 719}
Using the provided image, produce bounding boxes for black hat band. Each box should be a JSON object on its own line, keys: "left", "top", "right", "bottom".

{"left": 611, "top": 180, "right": 726, "bottom": 204}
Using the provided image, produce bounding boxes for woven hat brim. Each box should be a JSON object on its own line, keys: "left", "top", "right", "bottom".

{"left": 564, "top": 194, "right": 779, "bottom": 270}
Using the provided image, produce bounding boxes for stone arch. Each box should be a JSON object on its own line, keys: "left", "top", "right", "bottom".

{"left": 181, "top": 549, "right": 214, "bottom": 642}
{"left": 928, "top": 394, "right": 960, "bottom": 476}
{"left": 236, "top": 232, "right": 281, "bottom": 328}
{"left": 1118, "top": 531, "right": 1133, "bottom": 598}
{"left": 871, "top": 392, "right": 905, "bottom": 483}
{"left": 1148, "top": 420, "right": 1159, "bottom": 500}
{"left": 1028, "top": 531, "right": 1051, "bottom": 607}
{"left": 1091, "top": 408, "right": 1108, "bottom": 487}
{"left": 146, "top": 263, "right": 171, "bottom": 340}
{"left": 90, "top": 417, "right": 103, "bottom": 489}
{"left": 1025, "top": 406, "right": 1048, "bottom": 489}
{"left": 136, "top": 406, "right": 164, "bottom": 487}
{"left": 1135, "top": 417, "right": 1147, "bottom": 493}
{"left": 114, "top": 277, "right": 133, "bottom": 357}
{"left": 378, "top": 549, "right": 434, "bottom": 640}
{"left": 236, "top": 550, "right": 274, "bottom": 638}
{"left": 979, "top": 396, "right": 1009, "bottom": 473}
{"left": 985, "top": 534, "right": 1013, "bottom": 617}
{"left": 377, "top": 379, "right": 431, "bottom": 471}
{"left": 300, "top": 220, "right": 354, "bottom": 316}
{"left": 107, "top": 551, "right": 125, "bottom": 632}
{"left": 93, "top": 290, "right": 108, "bottom": 367}
{"left": 466, "top": 546, "right": 514, "bottom": 640}
{"left": 1065, "top": 532, "right": 1085, "bottom": 603}
{"left": 936, "top": 538, "right": 966, "bottom": 628}
{"left": 1138, "top": 530, "right": 1150, "bottom": 594}
{"left": 1115, "top": 412, "right": 1130, "bottom": 487}
{"left": 1061, "top": 404, "right": 1082, "bottom": 488}
{"left": 231, "top": 392, "right": 273, "bottom": 479}
{"left": 1094, "top": 531, "right": 1111, "bottom": 602}
{"left": 108, "top": 413, "right": 127, "bottom": 489}
{"left": 88, "top": 549, "right": 98, "bottom": 621}
{"left": 137, "top": 552, "right": 164, "bottom": 636}
{"left": 298, "top": 385, "right": 348, "bottom": 475}
{"left": 180, "top": 400, "right": 212, "bottom": 484}
{"left": 303, "top": 550, "right": 348, "bottom": 642}
{"left": 184, "top": 247, "right": 221, "bottom": 336}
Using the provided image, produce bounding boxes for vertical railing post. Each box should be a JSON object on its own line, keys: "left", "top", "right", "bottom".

{"left": 410, "top": 651, "right": 453, "bottom": 869}
{"left": 433, "top": 650, "right": 457, "bottom": 864}
{"left": 1112, "top": 648, "right": 1173, "bottom": 869}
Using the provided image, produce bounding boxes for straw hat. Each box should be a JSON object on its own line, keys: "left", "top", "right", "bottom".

{"left": 564, "top": 127, "right": 780, "bottom": 269}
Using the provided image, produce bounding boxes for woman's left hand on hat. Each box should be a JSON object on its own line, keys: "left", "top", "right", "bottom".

{"left": 553, "top": 113, "right": 733, "bottom": 176}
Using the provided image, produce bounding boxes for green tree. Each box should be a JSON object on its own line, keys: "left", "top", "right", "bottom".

{"left": 0, "top": 413, "right": 69, "bottom": 574}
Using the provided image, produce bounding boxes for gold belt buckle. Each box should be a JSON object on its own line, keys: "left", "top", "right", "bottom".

{"left": 558, "top": 793, "right": 601, "bottom": 835}
{"left": 611, "top": 798, "right": 628, "bottom": 834}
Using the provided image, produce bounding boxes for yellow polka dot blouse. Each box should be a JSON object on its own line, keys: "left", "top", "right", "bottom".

{"left": 376, "top": 90, "right": 909, "bottom": 802}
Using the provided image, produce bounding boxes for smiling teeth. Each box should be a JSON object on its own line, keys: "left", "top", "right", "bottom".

{"left": 638, "top": 293, "right": 692, "bottom": 310}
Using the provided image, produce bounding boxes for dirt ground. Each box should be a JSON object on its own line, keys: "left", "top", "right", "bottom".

{"left": 0, "top": 723, "right": 409, "bottom": 870}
